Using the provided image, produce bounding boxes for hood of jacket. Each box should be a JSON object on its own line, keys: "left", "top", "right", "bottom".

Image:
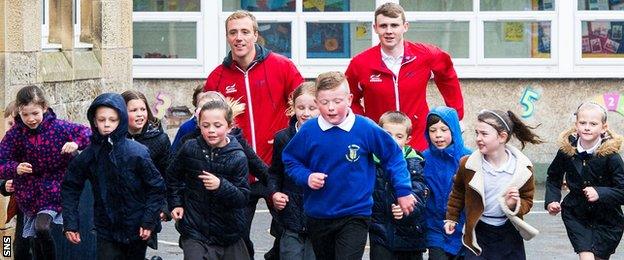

{"left": 558, "top": 127, "right": 623, "bottom": 157}
{"left": 87, "top": 93, "right": 128, "bottom": 144}
{"left": 424, "top": 106, "right": 471, "bottom": 158}
{"left": 222, "top": 44, "right": 271, "bottom": 68}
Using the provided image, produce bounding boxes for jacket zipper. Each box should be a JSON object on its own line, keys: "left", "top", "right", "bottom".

{"left": 390, "top": 56, "right": 417, "bottom": 112}
{"left": 236, "top": 63, "right": 258, "bottom": 152}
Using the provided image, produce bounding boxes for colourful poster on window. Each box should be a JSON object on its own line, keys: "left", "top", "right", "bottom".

{"left": 303, "top": 0, "right": 350, "bottom": 11}
{"left": 504, "top": 22, "right": 524, "bottom": 42}
{"left": 307, "top": 23, "right": 350, "bottom": 58}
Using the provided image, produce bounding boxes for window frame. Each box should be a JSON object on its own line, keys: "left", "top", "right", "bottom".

{"left": 131, "top": 0, "right": 624, "bottom": 79}
{"left": 132, "top": 1, "right": 210, "bottom": 78}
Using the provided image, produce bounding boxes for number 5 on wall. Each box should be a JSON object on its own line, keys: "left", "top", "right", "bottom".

{"left": 520, "top": 87, "right": 540, "bottom": 118}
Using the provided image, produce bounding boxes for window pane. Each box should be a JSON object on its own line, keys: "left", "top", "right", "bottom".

{"left": 581, "top": 21, "right": 624, "bottom": 58}
{"left": 405, "top": 22, "right": 469, "bottom": 58}
{"left": 303, "top": 0, "right": 375, "bottom": 12}
{"left": 258, "top": 23, "right": 292, "bottom": 57}
{"left": 222, "top": 0, "right": 295, "bottom": 12}
{"left": 133, "top": 0, "right": 200, "bottom": 11}
{"left": 400, "top": 0, "right": 472, "bottom": 11}
{"left": 484, "top": 21, "right": 551, "bottom": 58}
{"left": 133, "top": 22, "right": 197, "bottom": 59}
{"left": 480, "top": 0, "right": 553, "bottom": 11}
{"left": 578, "top": 0, "right": 624, "bottom": 10}
{"left": 306, "top": 22, "right": 372, "bottom": 58}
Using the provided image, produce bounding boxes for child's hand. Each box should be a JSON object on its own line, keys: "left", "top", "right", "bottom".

{"left": 61, "top": 142, "right": 79, "bottom": 154}
{"left": 171, "top": 207, "right": 184, "bottom": 221}
{"left": 504, "top": 187, "right": 520, "bottom": 209}
{"left": 65, "top": 231, "right": 81, "bottom": 244}
{"left": 16, "top": 162, "right": 32, "bottom": 175}
{"left": 139, "top": 227, "right": 152, "bottom": 240}
{"left": 397, "top": 194, "right": 417, "bottom": 216}
{"left": 583, "top": 187, "right": 599, "bottom": 202}
{"left": 198, "top": 171, "right": 220, "bottom": 190}
{"left": 391, "top": 204, "right": 403, "bottom": 220}
{"left": 272, "top": 192, "right": 289, "bottom": 210}
{"left": 444, "top": 221, "right": 456, "bottom": 235}
{"left": 308, "top": 173, "right": 327, "bottom": 190}
{"left": 547, "top": 202, "right": 561, "bottom": 216}
{"left": 5, "top": 179, "right": 14, "bottom": 193}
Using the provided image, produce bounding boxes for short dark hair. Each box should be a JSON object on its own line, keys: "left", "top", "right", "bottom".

{"left": 192, "top": 85, "right": 204, "bottom": 108}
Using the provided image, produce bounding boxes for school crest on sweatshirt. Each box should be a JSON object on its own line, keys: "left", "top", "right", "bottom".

{"left": 345, "top": 144, "right": 361, "bottom": 162}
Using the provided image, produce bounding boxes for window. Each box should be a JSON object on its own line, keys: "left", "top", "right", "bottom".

{"left": 132, "top": 0, "right": 624, "bottom": 79}
{"left": 132, "top": 0, "right": 207, "bottom": 78}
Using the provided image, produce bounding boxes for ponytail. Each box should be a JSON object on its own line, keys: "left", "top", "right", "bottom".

{"left": 506, "top": 111, "right": 544, "bottom": 149}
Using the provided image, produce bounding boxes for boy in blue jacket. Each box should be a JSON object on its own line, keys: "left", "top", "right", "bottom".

{"left": 282, "top": 71, "right": 417, "bottom": 259}
{"left": 62, "top": 93, "right": 166, "bottom": 259}
{"left": 423, "top": 106, "right": 471, "bottom": 259}
{"left": 370, "top": 111, "right": 428, "bottom": 260}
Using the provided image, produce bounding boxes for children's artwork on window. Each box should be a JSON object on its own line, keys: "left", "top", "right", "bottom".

{"left": 612, "top": 24, "right": 623, "bottom": 40}
{"left": 531, "top": 22, "right": 551, "bottom": 58}
{"left": 306, "top": 23, "right": 350, "bottom": 58}
{"left": 258, "top": 23, "right": 292, "bottom": 57}
{"left": 504, "top": 22, "right": 524, "bottom": 42}
{"left": 303, "top": 0, "right": 350, "bottom": 12}
{"left": 582, "top": 21, "right": 624, "bottom": 57}
{"left": 240, "top": 0, "right": 296, "bottom": 11}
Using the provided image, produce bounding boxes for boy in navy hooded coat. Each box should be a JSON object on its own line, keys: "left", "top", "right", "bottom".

{"left": 62, "top": 93, "right": 166, "bottom": 259}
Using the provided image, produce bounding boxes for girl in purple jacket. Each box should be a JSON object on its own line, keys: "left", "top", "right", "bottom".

{"left": 0, "top": 85, "right": 90, "bottom": 259}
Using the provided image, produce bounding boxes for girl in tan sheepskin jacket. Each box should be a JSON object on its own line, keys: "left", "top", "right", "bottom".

{"left": 444, "top": 110, "right": 543, "bottom": 259}
{"left": 545, "top": 102, "right": 624, "bottom": 260}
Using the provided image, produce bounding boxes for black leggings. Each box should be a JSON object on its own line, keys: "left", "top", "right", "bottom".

{"left": 34, "top": 213, "right": 56, "bottom": 260}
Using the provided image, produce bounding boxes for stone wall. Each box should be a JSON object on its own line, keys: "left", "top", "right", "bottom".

{"left": 1, "top": 0, "right": 133, "bottom": 128}
{"left": 134, "top": 78, "right": 624, "bottom": 168}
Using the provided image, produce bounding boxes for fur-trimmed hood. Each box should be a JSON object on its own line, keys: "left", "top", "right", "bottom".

{"left": 558, "top": 128, "right": 623, "bottom": 157}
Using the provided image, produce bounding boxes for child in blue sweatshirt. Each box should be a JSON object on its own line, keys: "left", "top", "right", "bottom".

{"left": 282, "top": 71, "right": 417, "bottom": 259}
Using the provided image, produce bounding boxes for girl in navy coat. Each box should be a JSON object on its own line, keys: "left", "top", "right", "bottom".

{"left": 167, "top": 100, "right": 251, "bottom": 260}
{"left": 423, "top": 106, "right": 471, "bottom": 260}
{"left": 62, "top": 93, "right": 166, "bottom": 259}
{"left": 0, "top": 86, "right": 91, "bottom": 259}
{"left": 268, "top": 82, "right": 319, "bottom": 259}
{"left": 122, "top": 90, "right": 172, "bottom": 252}
{"left": 546, "top": 102, "right": 624, "bottom": 260}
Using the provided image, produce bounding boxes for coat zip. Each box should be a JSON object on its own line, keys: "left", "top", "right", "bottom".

{"left": 236, "top": 63, "right": 258, "bottom": 152}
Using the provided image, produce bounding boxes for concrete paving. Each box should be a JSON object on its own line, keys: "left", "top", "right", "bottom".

{"left": 146, "top": 185, "right": 624, "bottom": 259}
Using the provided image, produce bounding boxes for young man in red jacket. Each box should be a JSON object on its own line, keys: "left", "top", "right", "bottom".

{"left": 204, "top": 10, "right": 303, "bottom": 259}
{"left": 345, "top": 2, "right": 464, "bottom": 151}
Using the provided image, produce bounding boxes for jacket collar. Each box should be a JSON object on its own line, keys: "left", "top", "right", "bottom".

{"left": 369, "top": 44, "right": 418, "bottom": 74}
{"left": 222, "top": 44, "right": 271, "bottom": 69}
{"left": 464, "top": 145, "right": 533, "bottom": 208}
{"left": 317, "top": 108, "right": 355, "bottom": 132}
{"left": 558, "top": 127, "right": 623, "bottom": 157}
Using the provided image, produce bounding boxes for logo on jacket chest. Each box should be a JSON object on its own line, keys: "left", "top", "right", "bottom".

{"left": 225, "top": 83, "right": 237, "bottom": 94}
{"left": 369, "top": 74, "right": 382, "bottom": 83}
{"left": 345, "top": 144, "right": 361, "bottom": 162}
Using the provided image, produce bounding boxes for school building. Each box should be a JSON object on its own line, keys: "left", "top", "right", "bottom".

{"left": 2, "top": 0, "right": 624, "bottom": 180}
